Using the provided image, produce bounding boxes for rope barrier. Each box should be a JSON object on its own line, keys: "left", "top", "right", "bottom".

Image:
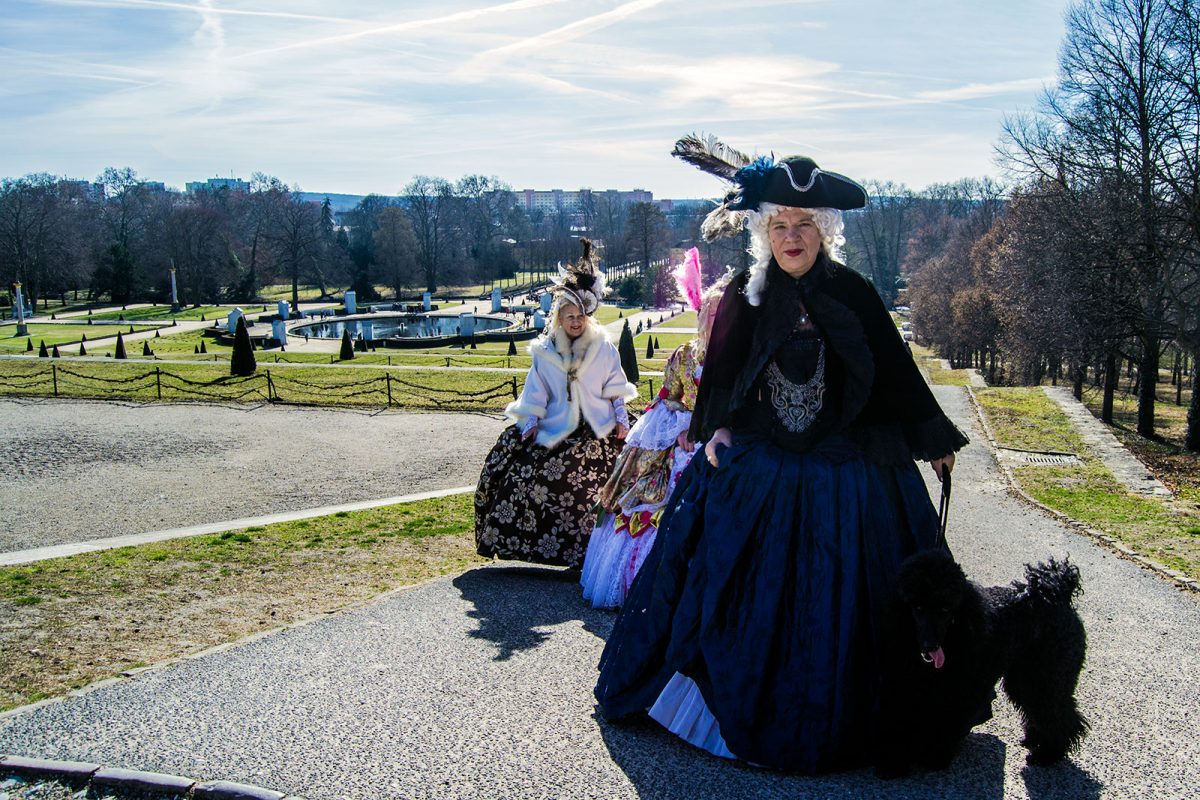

{"left": 0, "top": 362, "right": 520, "bottom": 409}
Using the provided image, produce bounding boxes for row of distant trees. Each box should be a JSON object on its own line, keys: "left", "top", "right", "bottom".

{"left": 0, "top": 167, "right": 729, "bottom": 314}
{"left": 865, "top": 0, "right": 1198, "bottom": 449}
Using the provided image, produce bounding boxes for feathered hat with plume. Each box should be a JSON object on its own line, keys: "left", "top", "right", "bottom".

{"left": 672, "top": 133, "right": 869, "bottom": 241}
{"left": 550, "top": 237, "right": 606, "bottom": 316}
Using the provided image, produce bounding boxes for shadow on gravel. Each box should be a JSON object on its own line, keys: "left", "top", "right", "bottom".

{"left": 598, "top": 716, "right": 1011, "bottom": 800}
{"left": 453, "top": 564, "right": 614, "bottom": 661}
{"left": 1021, "top": 760, "right": 1103, "bottom": 800}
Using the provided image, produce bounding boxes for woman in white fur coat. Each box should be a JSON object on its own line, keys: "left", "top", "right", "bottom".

{"left": 475, "top": 239, "right": 638, "bottom": 568}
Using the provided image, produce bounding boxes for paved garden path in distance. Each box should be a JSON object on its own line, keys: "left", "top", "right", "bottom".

{"left": 2, "top": 386, "right": 1197, "bottom": 798}
{"left": 0, "top": 398, "right": 507, "bottom": 553}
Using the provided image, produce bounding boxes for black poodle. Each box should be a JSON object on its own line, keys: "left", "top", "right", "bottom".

{"left": 874, "top": 549, "right": 1089, "bottom": 778}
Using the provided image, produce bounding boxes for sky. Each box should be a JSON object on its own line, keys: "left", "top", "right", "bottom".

{"left": 0, "top": 0, "right": 1071, "bottom": 199}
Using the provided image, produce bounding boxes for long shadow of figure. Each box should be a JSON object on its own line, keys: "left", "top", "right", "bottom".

{"left": 453, "top": 563, "right": 614, "bottom": 661}
{"left": 600, "top": 719, "right": 1019, "bottom": 800}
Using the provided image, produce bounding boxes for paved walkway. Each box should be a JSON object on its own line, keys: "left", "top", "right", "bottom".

{"left": 1, "top": 386, "right": 1197, "bottom": 798}
{"left": 1041, "top": 386, "right": 1173, "bottom": 498}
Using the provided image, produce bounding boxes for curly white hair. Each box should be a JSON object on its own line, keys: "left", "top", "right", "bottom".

{"left": 743, "top": 203, "right": 846, "bottom": 306}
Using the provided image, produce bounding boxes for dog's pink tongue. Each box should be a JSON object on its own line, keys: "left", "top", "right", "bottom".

{"left": 927, "top": 648, "right": 945, "bottom": 669}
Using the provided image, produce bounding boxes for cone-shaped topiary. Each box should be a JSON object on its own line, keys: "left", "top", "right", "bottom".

{"left": 654, "top": 336, "right": 660, "bottom": 349}
{"left": 155, "top": 329, "right": 160, "bottom": 338}
{"left": 201, "top": 314, "right": 206, "bottom": 321}
{"left": 51, "top": 345, "right": 60, "bottom": 358}
{"left": 118, "top": 314, "right": 124, "bottom": 321}
{"left": 507, "top": 336, "right": 518, "bottom": 356}
{"left": 128, "top": 325, "right": 134, "bottom": 334}
{"left": 194, "top": 345, "right": 199, "bottom": 354}
{"left": 645, "top": 336, "right": 654, "bottom": 359}
{"left": 339, "top": 328, "right": 354, "bottom": 360}
{"left": 88, "top": 317, "right": 93, "bottom": 325}
{"left": 618, "top": 320, "right": 639, "bottom": 383}
{"left": 79, "top": 342, "right": 87, "bottom": 356}
{"left": 142, "top": 341, "right": 152, "bottom": 357}
{"left": 81, "top": 333, "right": 87, "bottom": 342}
{"left": 25, "top": 338, "right": 32, "bottom": 352}
{"left": 38, "top": 340, "right": 48, "bottom": 357}
{"left": 51, "top": 313, "right": 56, "bottom": 320}
{"left": 200, "top": 340, "right": 208, "bottom": 354}
{"left": 230, "top": 315, "right": 256, "bottom": 376}
{"left": 114, "top": 332, "right": 127, "bottom": 359}
{"left": 87, "top": 308, "right": 92, "bottom": 316}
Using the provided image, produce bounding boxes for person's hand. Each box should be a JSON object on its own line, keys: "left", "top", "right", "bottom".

{"left": 704, "top": 427, "right": 733, "bottom": 468}
{"left": 522, "top": 424, "right": 538, "bottom": 443}
{"left": 929, "top": 453, "right": 955, "bottom": 482}
{"left": 676, "top": 430, "right": 694, "bottom": 452}
{"left": 616, "top": 423, "right": 629, "bottom": 440}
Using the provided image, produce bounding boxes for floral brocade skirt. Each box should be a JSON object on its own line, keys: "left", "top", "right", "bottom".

{"left": 475, "top": 424, "right": 623, "bottom": 568}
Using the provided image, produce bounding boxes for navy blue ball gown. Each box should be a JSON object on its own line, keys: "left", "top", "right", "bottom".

{"left": 594, "top": 258, "right": 968, "bottom": 773}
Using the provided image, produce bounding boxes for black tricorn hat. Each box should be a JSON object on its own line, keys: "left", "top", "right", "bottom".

{"left": 727, "top": 155, "right": 868, "bottom": 212}
{"left": 671, "top": 134, "right": 869, "bottom": 240}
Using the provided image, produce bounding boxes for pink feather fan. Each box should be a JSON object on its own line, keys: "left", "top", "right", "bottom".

{"left": 672, "top": 247, "right": 704, "bottom": 312}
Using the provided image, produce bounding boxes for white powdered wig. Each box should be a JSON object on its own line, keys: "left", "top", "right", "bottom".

{"left": 743, "top": 203, "right": 846, "bottom": 306}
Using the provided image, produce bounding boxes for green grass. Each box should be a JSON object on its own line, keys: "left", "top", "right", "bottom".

{"left": 0, "top": 493, "right": 483, "bottom": 710}
{"left": 658, "top": 310, "right": 698, "bottom": 328}
{"left": 259, "top": 284, "right": 333, "bottom": 302}
{"left": 974, "top": 386, "right": 1200, "bottom": 580}
{"left": 634, "top": 332, "right": 694, "bottom": 353}
{"left": 0, "top": 322, "right": 162, "bottom": 352}
{"left": 85, "top": 305, "right": 246, "bottom": 322}
{"left": 910, "top": 343, "right": 974, "bottom": 386}
{"left": 0, "top": 357, "right": 661, "bottom": 408}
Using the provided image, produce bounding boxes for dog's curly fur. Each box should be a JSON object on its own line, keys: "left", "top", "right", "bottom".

{"left": 875, "top": 550, "right": 1089, "bottom": 778}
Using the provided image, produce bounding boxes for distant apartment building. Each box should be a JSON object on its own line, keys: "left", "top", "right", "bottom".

{"left": 58, "top": 179, "right": 107, "bottom": 201}
{"left": 186, "top": 176, "right": 250, "bottom": 194}
{"left": 513, "top": 188, "right": 654, "bottom": 213}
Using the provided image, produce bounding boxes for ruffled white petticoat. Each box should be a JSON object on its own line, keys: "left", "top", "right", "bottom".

{"left": 648, "top": 673, "right": 736, "bottom": 759}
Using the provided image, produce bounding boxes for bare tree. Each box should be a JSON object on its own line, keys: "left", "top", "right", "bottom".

{"left": 374, "top": 206, "right": 419, "bottom": 296}
{"left": 404, "top": 175, "right": 453, "bottom": 293}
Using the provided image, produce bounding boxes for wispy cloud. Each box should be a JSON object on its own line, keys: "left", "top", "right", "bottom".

{"left": 43, "top": 0, "right": 360, "bottom": 24}
{"left": 915, "top": 77, "right": 1053, "bottom": 102}
{"left": 0, "top": 0, "right": 1071, "bottom": 194}
{"left": 232, "top": 0, "right": 571, "bottom": 62}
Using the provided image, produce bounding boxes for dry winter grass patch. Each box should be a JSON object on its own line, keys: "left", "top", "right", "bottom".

{"left": 0, "top": 493, "right": 480, "bottom": 712}
{"left": 975, "top": 387, "right": 1200, "bottom": 581}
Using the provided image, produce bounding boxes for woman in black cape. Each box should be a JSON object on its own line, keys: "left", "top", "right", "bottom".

{"left": 594, "top": 137, "right": 968, "bottom": 773}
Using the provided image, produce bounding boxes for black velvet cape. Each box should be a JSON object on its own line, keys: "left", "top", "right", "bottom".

{"left": 690, "top": 253, "right": 968, "bottom": 463}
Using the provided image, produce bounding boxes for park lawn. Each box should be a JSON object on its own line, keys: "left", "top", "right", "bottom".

{"left": 592, "top": 305, "right": 629, "bottom": 325}
{"left": 0, "top": 323, "right": 162, "bottom": 353}
{"left": 634, "top": 332, "right": 693, "bottom": 354}
{"left": 86, "top": 305, "right": 248, "bottom": 323}
{"left": 910, "top": 342, "right": 974, "bottom": 386}
{"left": 259, "top": 284, "right": 332, "bottom": 303}
{"left": 0, "top": 359, "right": 527, "bottom": 410}
{"left": 974, "top": 386, "right": 1200, "bottom": 581}
{"left": 0, "top": 494, "right": 486, "bottom": 711}
{"left": 659, "top": 310, "right": 698, "bottom": 328}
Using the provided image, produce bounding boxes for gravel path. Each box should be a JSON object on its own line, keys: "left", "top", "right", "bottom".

{"left": 0, "top": 398, "right": 507, "bottom": 553}
{"left": 1, "top": 386, "right": 1198, "bottom": 798}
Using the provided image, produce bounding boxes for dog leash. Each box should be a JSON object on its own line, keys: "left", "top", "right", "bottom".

{"left": 936, "top": 470, "right": 952, "bottom": 545}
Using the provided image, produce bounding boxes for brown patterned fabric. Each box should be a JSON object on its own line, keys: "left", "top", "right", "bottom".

{"left": 475, "top": 424, "right": 622, "bottom": 568}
